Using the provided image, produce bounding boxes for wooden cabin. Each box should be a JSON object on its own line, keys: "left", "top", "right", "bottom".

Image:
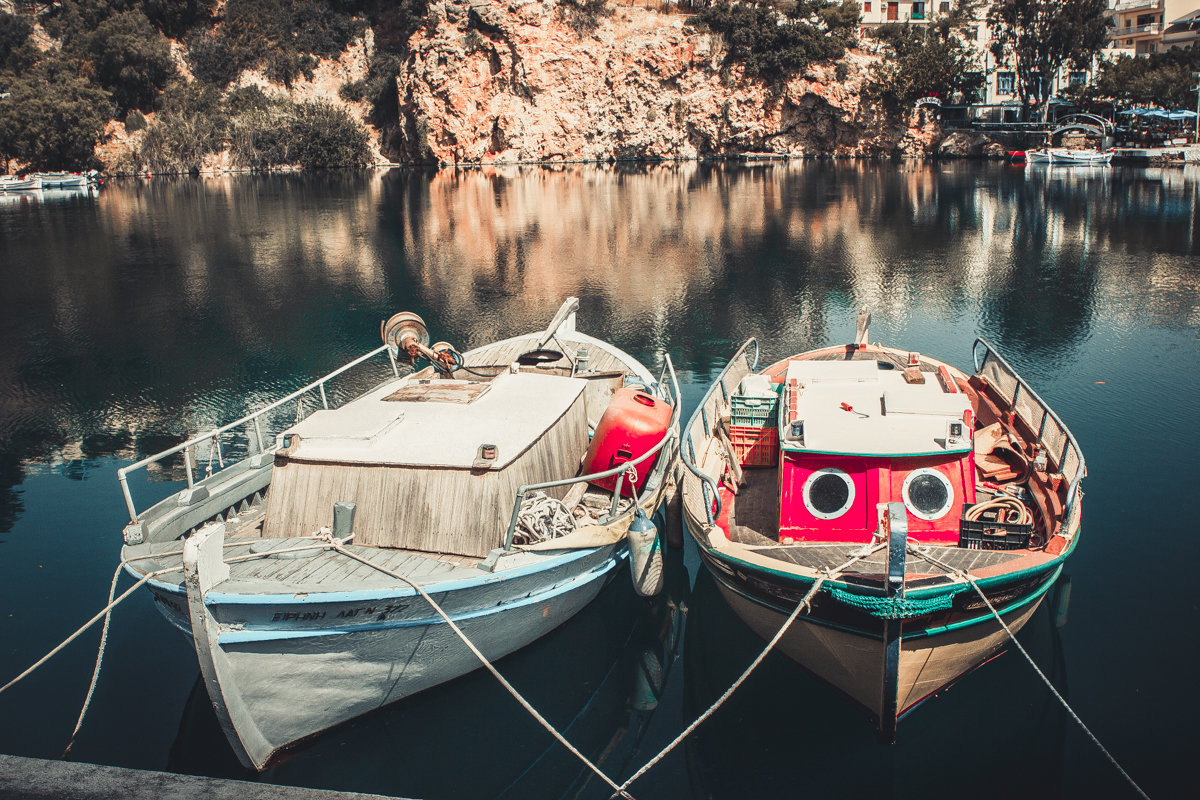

{"left": 263, "top": 371, "right": 590, "bottom": 557}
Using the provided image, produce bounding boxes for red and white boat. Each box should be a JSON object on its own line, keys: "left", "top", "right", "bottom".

{"left": 680, "top": 312, "right": 1085, "bottom": 738}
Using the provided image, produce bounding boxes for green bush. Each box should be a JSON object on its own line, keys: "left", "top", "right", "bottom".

{"left": 215, "top": 0, "right": 367, "bottom": 87}
{"left": 187, "top": 27, "right": 242, "bottom": 88}
{"left": 287, "top": 100, "right": 370, "bottom": 169}
{"left": 0, "top": 12, "right": 32, "bottom": 67}
{"left": 692, "top": 1, "right": 858, "bottom": 83}
{"left": 124, "top": 108, "right": 148, "bottom": 132}
{"left": 140, "top": 108, "right": 224, "bottom": 173}
{"left": 0, "top": 58, "right": 111, "bottom": 171}
{"left": 84, "top": 10, "right": 177, "bottom": 111}
{"left": 339, "top": 78, "right": 369, "bottom": 103}
{"left": 558, "top": 0, "right": 611, "bottom": 35}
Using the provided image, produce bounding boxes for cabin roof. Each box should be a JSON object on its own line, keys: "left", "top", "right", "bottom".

{"left": 781, "top": 359, "right": 971, "bottom": 457}
{"left": 281, "top": 371, "right": 587, "bottom": 469}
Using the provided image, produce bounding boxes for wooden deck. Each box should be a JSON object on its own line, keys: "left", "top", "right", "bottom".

{"left": 126, "top": 535, "right": 482, "bottom": 593}
{"left": 729, "top": 467, "right": 780, "bottom": 546}
{"left": 462, "top": 334, "right": 634, "bottom": 375}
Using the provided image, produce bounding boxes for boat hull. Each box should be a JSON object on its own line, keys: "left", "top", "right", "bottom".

{"left": 688, "top": 511, "right": 1064, "bottom": 733}
{"left": 712, "top": 569, "right": 1046, "bottom": 726}
{"left": 157, "top": 533, "right": 630, "bottom": 770}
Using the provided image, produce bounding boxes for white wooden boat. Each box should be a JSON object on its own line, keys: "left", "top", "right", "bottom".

{"left": 0, "top": 175, "right": 42, "bottom": 191}
{"left": 1026, "top": 148, "right": 1111, "bottom": 165}
{"left": 679, "top": 313, "right": 1084, "bottom": 739}
{"left": 117, "top": 299, "right": 681, "bottom": 769}
{"left": 34, "top": 172, "right": 90, "bottom": 189}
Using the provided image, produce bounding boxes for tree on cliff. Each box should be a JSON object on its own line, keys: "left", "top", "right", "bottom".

{"left": 692, "top": 1, "right": 860, "bottom": 83}
{"left": 0, "top": 12, "right": 32, "bottom": 67}
{"left": 987, "top": 0, "right": 1109, "bottom": 118}
{"left": 0, "top": 59, "right": 111, "bottom": 171}
{"left": 81, "top": 10, "right": 178, "bottom": 112}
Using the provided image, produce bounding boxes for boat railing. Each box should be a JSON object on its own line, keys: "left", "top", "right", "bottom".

{"left": 678, "top": 338, "right": 760, "bottom": 526}
{"left": 501, "top": 354, "right": 682, "bottom": 550}
{"left": 116, "top": 344, "right": 399, "bottom": 522}
{"left": 972, "top": 338, "right": 1087, "bottom": 513}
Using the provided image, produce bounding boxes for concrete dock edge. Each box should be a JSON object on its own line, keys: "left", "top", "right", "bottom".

{"left": 0, "top": 754, "right": 411, "bottom": 800}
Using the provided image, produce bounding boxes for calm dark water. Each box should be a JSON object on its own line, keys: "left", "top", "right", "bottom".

{"left": 0, "top": 163, "right": 1197, "bottom": 799}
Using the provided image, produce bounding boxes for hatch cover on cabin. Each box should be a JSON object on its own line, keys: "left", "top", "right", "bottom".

{"left": 383, "top": 381, "right": 491, "bottom": 404}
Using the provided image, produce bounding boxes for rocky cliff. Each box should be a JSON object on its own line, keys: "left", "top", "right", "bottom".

{"left": 390, "top": 1, "right": 937, "bottom": 164}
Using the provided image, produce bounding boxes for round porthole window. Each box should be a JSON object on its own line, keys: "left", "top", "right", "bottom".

{"left": 903, "top": 468, "right": 954, "bottom": 521}
{"left": 803, "top": 468, "right": 855, "bottom": 520}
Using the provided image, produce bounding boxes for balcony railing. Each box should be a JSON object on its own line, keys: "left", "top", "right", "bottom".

{"left": 1109, "top": 22, "right": 1163, "bottom": 37}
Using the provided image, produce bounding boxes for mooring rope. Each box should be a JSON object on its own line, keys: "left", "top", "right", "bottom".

{"left": 612, "top": 540, "right": 887, "bottom": 795}
{"left": 909, "top": 543, "right": 1150, "bottom": 800}
{"left": 0, "top": 533, "right": 337, "bottom": 757}
{"left": 0, "top": 567, "right": 172, "bottom": 698}
{"left": 60, "top": 561, "right": 124, "bottom": 758}
{"left": 327, "top": 542, "right": 634, "bottom": 799}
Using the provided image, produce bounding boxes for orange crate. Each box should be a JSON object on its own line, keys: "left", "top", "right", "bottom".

{"left": 728, "top": 425, "right": 779, "bottom": 468}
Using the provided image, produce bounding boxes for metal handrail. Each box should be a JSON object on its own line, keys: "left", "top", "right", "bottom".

{"left": 679, "top": 338, "right": 759, "bottom": 525}
{"left": 502, "top": 355, "right": 681, "bottom": 550}
{"left": 971, "top": 338, "right": 1087, "bottom": 511}
{"left": 116, "top": 344, "right": 395, "bottom": 522}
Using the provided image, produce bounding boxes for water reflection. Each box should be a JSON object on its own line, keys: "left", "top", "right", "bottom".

{"left": 0, "top": 163, "right": 1197, "bottom": 518}
{"left": 1, "top": 163, "right": 1198, "bottom": 796}
{"left": 2, "top": 164, "right": 1200, "bottom": 532}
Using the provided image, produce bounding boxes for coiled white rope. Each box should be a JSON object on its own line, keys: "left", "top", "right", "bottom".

{"left": 909, "top": 544, "right": 1150, "bottom": 800}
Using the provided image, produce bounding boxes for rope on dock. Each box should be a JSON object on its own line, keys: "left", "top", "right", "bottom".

{"left": 612, "top": 541, "right": 887, "bottom": 795}
{"left": 327, "top": 542, "right": 634, "bottom": 800}
{"left": 909, "top": 544, "right": 1150, "bottom": 800}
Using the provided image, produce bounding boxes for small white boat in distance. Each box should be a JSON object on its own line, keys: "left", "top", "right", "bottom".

{"left": 117, "top": 299, "right": 681, "bottom": 770}
{"left": 0, "top": 175, "right": 42, "bottom": 191}
{"left": 35, "top": 172, "right": 90, "bottom": 189}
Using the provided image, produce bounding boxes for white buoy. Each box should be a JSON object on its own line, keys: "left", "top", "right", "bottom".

{"left": 628, "top": 507, "right": 663, "bottom": 597}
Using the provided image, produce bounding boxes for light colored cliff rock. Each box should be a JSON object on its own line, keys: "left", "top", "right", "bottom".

{"left": 390, "top": 1, "right": 936, "bottom": 164}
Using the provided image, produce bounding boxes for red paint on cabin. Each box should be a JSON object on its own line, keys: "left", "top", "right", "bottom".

{"left": 778, "top": 452, "right": 976, "bottom": 544}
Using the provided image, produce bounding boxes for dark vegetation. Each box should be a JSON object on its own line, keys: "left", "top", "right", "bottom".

{"left": 0, "top": 0, "right": 429, "bottom": 172}
{"left": 866, "top": 3, "right": 985, "bottom": 106}
{"left": 987, "top": 0, "right": 1109, "bottom": 117}
{"left": 1073, "top": 47, "right": 1200, "bottom": 110}
{"left": 689, "top": 1, "right": 860, "bottom": 83}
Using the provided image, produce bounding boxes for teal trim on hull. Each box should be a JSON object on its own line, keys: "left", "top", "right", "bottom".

{"left": 686, "top": 516, "right": 1068, "bottom": 642}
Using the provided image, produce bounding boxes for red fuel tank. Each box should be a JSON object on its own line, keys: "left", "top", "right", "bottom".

{"left": 584, "top": 387, "right": 672, "bottom": 497}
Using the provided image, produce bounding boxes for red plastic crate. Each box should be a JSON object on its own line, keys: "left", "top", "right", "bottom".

{"left": 728, "top": 425, "right": 779, "bottom": 468}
